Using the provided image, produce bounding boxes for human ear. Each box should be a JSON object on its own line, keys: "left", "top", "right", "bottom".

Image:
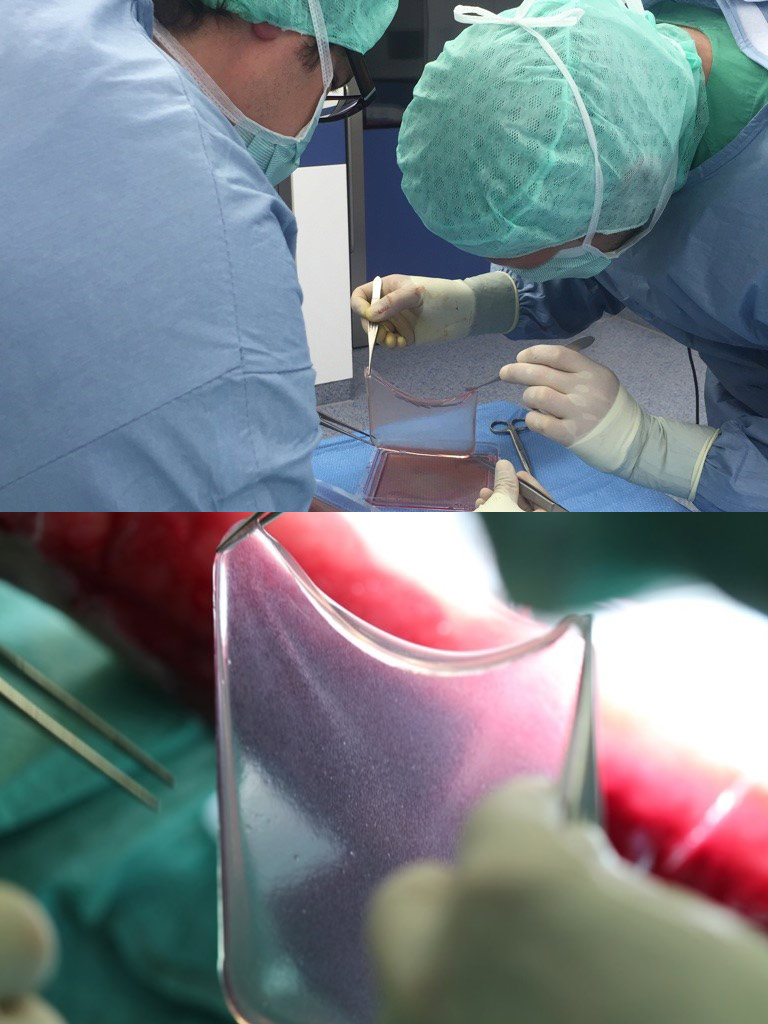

{"left": 251, "top": 22, "right": 282, "bottom": 41}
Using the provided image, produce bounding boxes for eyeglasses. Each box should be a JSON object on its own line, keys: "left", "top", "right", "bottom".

{"left": 319, "top": 50, "right": 376, "bottom": 123}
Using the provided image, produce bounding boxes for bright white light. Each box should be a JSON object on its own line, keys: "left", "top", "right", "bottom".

{"left": 594, "top": 584, "right": 768, "bottom": 786}
{"left": 342, "top": 512, "right": 507, "bottom": 615}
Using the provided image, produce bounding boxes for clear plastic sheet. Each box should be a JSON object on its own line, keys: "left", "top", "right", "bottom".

{"left": 363, "top": 444, "right": 497, "bottom": 510}
{"left": 215, "top": 522, "right": 584, "bottom": 1024}
{"left": 310, "top": 481, "right": 377, "bottom": 511}
{"left": 215, "top": 521, "right": 768, "bottom": 1024}
{"left": 365, "top": 368, "right": 478, "bottom": 455}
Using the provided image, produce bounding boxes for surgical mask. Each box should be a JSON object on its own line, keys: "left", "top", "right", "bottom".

{"left": 153, "top": 0, "right": 333, "bottom": 185}
{"left": 520, "top": 156, "right": 678, "bottom": 281}
{"left": 456, "top": 1, "right": 680, "bottom": 282}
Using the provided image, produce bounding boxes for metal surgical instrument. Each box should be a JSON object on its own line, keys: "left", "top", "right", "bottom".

{"left": 318, "top": 411, "right": 376, "bottom": 446}
{"left": 0, "top": 642, "right": 174, "bottom": 811}
{"left": 478, "top": 434, "right": 570, "bottom": 512}
{"left": 490, "top": 419, "right": 534, "bottom": 475}
{"left": 473, "top": 334, "right": 595, "bottom": 390}
{"left": 559, "top": 615, "right": 602, "bottom": 826}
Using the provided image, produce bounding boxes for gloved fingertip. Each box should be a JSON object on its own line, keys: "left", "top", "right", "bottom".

{"left": 492, "top": 460, "right": 519, "bottom": 497}
{"left": 396, "top": 336, "right": 407, "bottom": 348}
{"left": 525, "top": 410, "right": 544, "bottom": 433}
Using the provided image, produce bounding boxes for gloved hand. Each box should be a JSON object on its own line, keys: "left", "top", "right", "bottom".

{"left": 474, "top": 461, "right": 550, "bottom": 512}
{"left": 368, "top": 778, "right": 768, "bottom": 1024}
{"left": 350, "top": 273, "right": 519, "bottom": 348}
{"left": 500, "top": 345, "right": 719, "bottom": 501}
{"left": 0, "top": 882, "right": 66, "bottom": 1023}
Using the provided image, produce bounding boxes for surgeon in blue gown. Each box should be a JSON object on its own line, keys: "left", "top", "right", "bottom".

{"left": 354, "top": 0, "right": 768, "bottom": 511}
{"left": 0, "top": 0, "right": 395, "bottom": 510}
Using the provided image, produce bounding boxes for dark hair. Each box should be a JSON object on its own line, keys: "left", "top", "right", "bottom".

{"left": 153, "top": 0, "right": 232, "bottom": 31}
{"left": 299, "top": 37, "right": 321, "bottom": 71}
{"left": 153, "top": 0, "right": 330, "bottom": 72}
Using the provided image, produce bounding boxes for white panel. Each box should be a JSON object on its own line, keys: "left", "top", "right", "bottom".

{"left": 291, "top": 164, "right": 353, "bottom": 387}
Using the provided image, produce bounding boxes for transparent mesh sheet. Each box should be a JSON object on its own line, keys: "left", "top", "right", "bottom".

{"left": 215, "top": 522, "right": 768, "bottom": 1024}
{"left": 310, "top": 481, "right": 376, "bottom": 511}
{"left": 215, "top": 523, "right": 584, "bottom": 1024}
{"left": 365, "top": 368, "right": 478, "bottom": 455}
{"left": 364, "top": 446, "right": 497, "bottom": 510}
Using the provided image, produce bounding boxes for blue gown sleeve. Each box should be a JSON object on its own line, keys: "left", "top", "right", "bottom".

{"left": 693, "top": 375, "right": 768, "bottom": 511}
{"left": 499, "top": 273, "right": 626, "bottom": 340}
{"left": 695, "top": 420, "right": 768, "bottom": 511}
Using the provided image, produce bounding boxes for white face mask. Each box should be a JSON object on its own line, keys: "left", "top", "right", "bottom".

{"left": 455, "top": 1, "right": 680, "bottom": 281}
{"left": 154, "top": 0, "right": 333, "bottom": 185}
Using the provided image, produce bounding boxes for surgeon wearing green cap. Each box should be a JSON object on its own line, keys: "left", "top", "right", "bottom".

{"left": 353, "top": 0, "right": 768, "bottom": 513}
{"left": 0, "top": 0, "right": 396, "bottom": 510}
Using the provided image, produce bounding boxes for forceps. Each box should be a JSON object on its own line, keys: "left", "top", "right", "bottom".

{"left": 481, "top": 424, "right": 569, "bottom": 512}
{"left": 559, "top": 615, "right": 602, "bottom": 826}
{"left": 0, "top": 641, "right": 173, "bottom": 811}
{"left": 318, "top": 411, "right": 375, "bottom": 446}
{"left": 490, "top": 418, "right": 534, "bottom": 475}
{"left": 473, "top": 334, "right": 595, "bottom": 390}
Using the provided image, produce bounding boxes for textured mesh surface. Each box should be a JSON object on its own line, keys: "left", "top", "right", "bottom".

{"left": 397, "top": 0, "right": 708, "bottom": 258}
{"left": 364, "top": 449, "right": 496, "bottom": 510}
{"left": 366, "top": 369, "right": 478, "bottom": 455}
{"left": 202, "top": 0, "right": 397, "bottom": 53}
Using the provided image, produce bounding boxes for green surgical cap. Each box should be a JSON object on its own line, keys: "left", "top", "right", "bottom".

{"left": 397, "top": 0, "right": 707, "bottom": 258}
{"left": 201, "top": 0, "right": 397, "bottom": 54}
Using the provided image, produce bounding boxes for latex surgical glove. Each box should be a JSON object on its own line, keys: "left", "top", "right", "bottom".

{"left": 0, "top": 883, "right": 65, "bottom": 1024}
{"left": 368, "top": 778, "right": 768, "bottom": 1024}
{"left": 500, "top": 345, "right": 719, "bottom": 501}
{"left": 474, "top": 461, "right": 549, "bottom": 512}
{"left": 351, "top": 273, "right": 519, "bottom": 349}
{"left": 0, "top": 996, "right": 66, "bottom": 1024}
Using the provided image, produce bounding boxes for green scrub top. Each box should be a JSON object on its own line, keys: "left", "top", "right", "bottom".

{"left": 654, "top": 1, "right": 768, "bottom": 165}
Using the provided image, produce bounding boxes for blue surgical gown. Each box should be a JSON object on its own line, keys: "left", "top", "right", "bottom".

{"left": 506, "top": 0, "right": 768, "bottom": 512}
{"left": 0, "top": 0, "right": 320, "bottom": 510}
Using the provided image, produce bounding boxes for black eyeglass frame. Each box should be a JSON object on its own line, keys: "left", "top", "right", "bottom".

{"left": 319, "top": 50, "right": 376, "bottom": 123}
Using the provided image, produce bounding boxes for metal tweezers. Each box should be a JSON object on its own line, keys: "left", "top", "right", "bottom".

{"left": 559, "top": 614, "right": 602, "bottom": 825}
{"left": 0, "top": 642, "right": 174, "bottom": 811}
{"left": 318, "top": 410, "right": 375, "bottom": 445}
{"left": 473, "top": 334, "right": 595, "bottom": 391}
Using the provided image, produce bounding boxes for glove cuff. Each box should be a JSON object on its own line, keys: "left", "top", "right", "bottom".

{"left": 569, "top": 385, "right": 644, "bottom": 474}
{"left": 570, "top": 386, "right": 719, "bottom": 499}
{"left": 620, "top": 417, "right": 720, "bottom": 500}
{"left": 465, "top": 272, "right": 520, "bottom": 336}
